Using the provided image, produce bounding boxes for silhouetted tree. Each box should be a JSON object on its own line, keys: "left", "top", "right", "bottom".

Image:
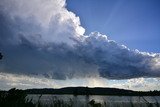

{"left": 85, "top": 87, "right": 90, "bottom": 95}
{"left": 0, "top": 88, "right": 35, "bottom": 107}
{"left": 89, "top": 99, "right": 102, "bottom": 107}
{"left": 0, "top": 52, "right": 3, "bottom": 60}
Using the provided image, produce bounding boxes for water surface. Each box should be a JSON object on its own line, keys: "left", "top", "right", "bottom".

{"left": 27, "top": 94, "right": 160, "bottom": 107}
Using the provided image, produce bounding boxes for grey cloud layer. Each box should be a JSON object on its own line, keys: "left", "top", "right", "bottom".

{"left": 0, "top": 0, "right": 160, "bottom": 80}
{"left": 76, "top": 32, "right": 160, "bottom": 79}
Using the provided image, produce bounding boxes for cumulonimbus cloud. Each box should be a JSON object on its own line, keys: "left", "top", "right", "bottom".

{"left": 0, "top": 0, "right": 160, "bottom": 80}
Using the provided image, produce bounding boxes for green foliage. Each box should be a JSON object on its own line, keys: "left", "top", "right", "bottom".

{"left": 0, "top": 88, "right": 35, "bottom": 107}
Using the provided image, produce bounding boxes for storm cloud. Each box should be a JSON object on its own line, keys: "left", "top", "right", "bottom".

{"left": 0, "top": 0, "right": 160, "bottom": 80}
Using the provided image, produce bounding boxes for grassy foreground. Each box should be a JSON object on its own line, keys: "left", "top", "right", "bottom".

{"left": 0, "top": 88, "right": 105, "bottom": 107}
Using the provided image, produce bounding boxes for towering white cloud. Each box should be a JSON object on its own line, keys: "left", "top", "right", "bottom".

{"left": 0, "top": 0, "right": 160, "bottom": 82}
{"left": 0, "top": 0, "right": 85, "bottom": 45}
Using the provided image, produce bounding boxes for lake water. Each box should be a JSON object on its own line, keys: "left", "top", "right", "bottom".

{"left": 27, "top": 94, "right": 160, "bottom": 107}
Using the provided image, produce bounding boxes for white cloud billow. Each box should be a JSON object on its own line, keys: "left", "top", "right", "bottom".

{"left": 0, "top": 0, "right": 85, "bottom": 45}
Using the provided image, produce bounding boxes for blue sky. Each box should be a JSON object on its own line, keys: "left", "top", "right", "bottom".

{"left": 66, "top": 0, "right": 160, "bottom": 52}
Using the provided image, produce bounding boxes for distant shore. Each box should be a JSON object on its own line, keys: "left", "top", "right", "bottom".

{"left": 1, "top": 87, "right": 160, "bottom": 96}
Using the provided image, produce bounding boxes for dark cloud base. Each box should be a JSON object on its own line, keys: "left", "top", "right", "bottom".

{"left": 1, "top": 31, "right": 160, "bottom": 80}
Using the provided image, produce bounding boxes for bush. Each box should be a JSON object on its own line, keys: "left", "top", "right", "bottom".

{"left": 0, "top": 88, "right": 35, "bottom": 107}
